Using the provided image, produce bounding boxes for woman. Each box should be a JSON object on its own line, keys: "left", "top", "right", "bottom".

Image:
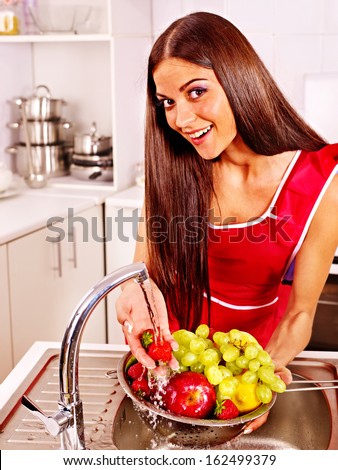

{"left": 116, "top": 12, "right": 338, "bottom": 431}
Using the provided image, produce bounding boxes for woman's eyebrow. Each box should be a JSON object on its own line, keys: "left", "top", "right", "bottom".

{"left": 179, "top": 78, "right": 207, "bottom": 92}
{"left": 156, "top": 78, "right": 208, "bottom": 98}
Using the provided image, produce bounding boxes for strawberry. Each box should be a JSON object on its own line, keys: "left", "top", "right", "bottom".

{"left": 214, "top": 399, "right": 240, "bottom": 420}
{"left": 141, "top": 328, "right": 155, "bottom": 349}
{"left": 131, "top": 377, "right": 151, "bottom": 398}
{"left": 147, "top": 340, "right": 172, "bottom": 363}
{"left": 127, "top": 362, "right": 146, "bottom": 380}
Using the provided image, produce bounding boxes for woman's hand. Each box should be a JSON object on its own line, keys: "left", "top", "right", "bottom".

{"left": 242, "top": 366, "right": 292, "bottom": 434}
{"left": 115, "top": 279, "right": 179, "bottom": 369}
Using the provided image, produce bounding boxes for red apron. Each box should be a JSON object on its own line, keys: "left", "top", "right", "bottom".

{"left": 170, "top": 145, "right": 338, "bottom": 347}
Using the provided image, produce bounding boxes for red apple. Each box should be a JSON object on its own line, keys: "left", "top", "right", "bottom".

{"left": 163, "top": 371, "right": 216, "bottom": 419}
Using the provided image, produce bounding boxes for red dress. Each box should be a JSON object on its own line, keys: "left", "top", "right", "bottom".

{"left": 170, "top": 144, "right": 338, "bottom": 347}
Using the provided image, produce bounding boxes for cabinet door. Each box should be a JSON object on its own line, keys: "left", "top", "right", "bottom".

{"left": 105, "top": 206, "right": 140, "bottom": 344}
{"left": 0, "top": 245, "right": 13, "bottom": 382}
{"left": 8, "top": 205, "right": 106, "bottom": 365}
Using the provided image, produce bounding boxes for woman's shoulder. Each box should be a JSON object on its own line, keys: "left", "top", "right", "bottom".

{"left": 308, "top": 142, "right": 338, "bottom": 160}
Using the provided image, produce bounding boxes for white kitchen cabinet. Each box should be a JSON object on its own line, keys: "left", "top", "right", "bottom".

{"left": 8, "top": 204, "right": 106, "bottom": 365}
{"left": 0, "top": 245, "right": 13, "bottom": 382}
{"left": 0, "top": 0, "right": 152, "bottom": 191}
{"left": 105, "top": 185, "right": 144, "bottom": 344}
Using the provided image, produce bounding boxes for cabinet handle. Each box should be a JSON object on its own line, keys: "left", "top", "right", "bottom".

{"left": 68, "top": 228, "right": 77, "bottom": 269}
{"left": 54, "top": 235, "right": 62, "bottom": 278}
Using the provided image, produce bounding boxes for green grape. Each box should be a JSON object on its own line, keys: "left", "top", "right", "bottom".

{"left": 236, "top": 355, "right": 250, "bottom": 369}
{"left": 190, "top": 362, "right": 205, "bottom": 373}
{"left": 195, "top": 324, "right": 209, "bottom": 339}
{"left": 199, "top": 348, "right": 220, "bottom": 366}
{"left": 270, "top": 376, "right": 286, "bottom": 393}
{"left": 178, "top": 364, "right": 190, "bottom": 372}
{"left": 180, "top": 330, "right": 198, "bottom": 348}
{"left": 256, "top": 383, "right": 273, "bottom": 404}
{"left": 218, "top": 365, "right": 233, "bottom": 378}
{"left": 257, "top": 350, "right": 273, "bottom": 366}
{"left": 218, "top": 376, "right": 240, "bottom": 398}
{"left": 257, "top": 365, "right": 276, "bottom": 384}
{"left": 226, "top": 360, "right": 243, "bottom": 376}
{"left": 205, "top": 365, "right": 223, "bottom": 385}
{"left": 217, "top": 389, "right": 230, "bottom": 402}
{"left": 248, "top": 359, "right": 261, "bottom": 372}
{"left": 241, "top": 370, "right": 258, "bottom": 384}
{"left": 172, "top": 344, "right": 187, "bottom": 361}
{"left": 212, "top": 331, "right": 229, "bottom": 347}
{"left": 204, "top": 338, "right": 214, "bottom": 349}
{"left": 172, "top": 329, "right": 185, "bottom": 343}
{"left": 189, "top": 338, "right": 206, "bottom": 354}
{"left": 222, "top": 344, "right": 240, "bottom": 362}
{"left": 212, "top": 346, "right": 223, "bottom": 361}
{"left": 181, "top": 351, "right": 198, "bottom": 367}
{"left": 229, "top": 328, "right": 244, "bottom": 345}
{"left": 244, "top": 343, "right": 259, "bottom": 360}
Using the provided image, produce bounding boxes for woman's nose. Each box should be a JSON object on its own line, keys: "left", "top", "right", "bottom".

{"left": 175, "top": 102, "right": 195, "bottom": 128}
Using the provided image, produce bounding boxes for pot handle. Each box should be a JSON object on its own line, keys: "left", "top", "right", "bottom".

{"left": 7, "top": 122, "right": 20, "bottom": 130}
{"left": 33, "top": 84, "right": 51, "bottom": 98}
{"left": 89, "top": 170, "right": 102, "bottom": 180}
{"left": 61, "top": 120, "right": 72, "bottom": 130}
{"left": 89, "top": 122, "right": 98, "bottom": 137}
{"left": 5, "top": 146, "right": 18, "bottom": 155}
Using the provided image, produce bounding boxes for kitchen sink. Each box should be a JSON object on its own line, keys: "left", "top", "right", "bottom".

{"left": 0, "top": 346, "right": 337, "bottom": 450}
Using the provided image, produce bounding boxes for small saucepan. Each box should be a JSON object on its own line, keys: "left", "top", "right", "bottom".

{"left": 74, "top": 122, "right": 112, "bottom": 155}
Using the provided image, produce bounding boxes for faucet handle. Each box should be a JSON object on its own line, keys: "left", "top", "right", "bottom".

{"left": 22, "top": 395, "right": 72, "bottom": 437}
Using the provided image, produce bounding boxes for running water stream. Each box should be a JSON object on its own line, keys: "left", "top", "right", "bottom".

{"left": 139, "top": 278, "right": 163, "bottom": 342}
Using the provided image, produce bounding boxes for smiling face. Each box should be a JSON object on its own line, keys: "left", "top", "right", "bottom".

{"left": 153, "top": 58, "right": 238, "bottom": 160}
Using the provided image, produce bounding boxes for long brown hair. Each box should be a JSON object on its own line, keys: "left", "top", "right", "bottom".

{"left": 144, "top": 12, "right": 327, "bottom": 332}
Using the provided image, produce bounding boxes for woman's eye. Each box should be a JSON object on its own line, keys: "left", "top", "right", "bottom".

{"left": 156, "top": 97, "right": 175, "bottom": 108}
{"left": 189, "top": 88, "right": 206, "bottom": 99}
{"left": 163, "top": 98, "right": 175, "bottom": 108}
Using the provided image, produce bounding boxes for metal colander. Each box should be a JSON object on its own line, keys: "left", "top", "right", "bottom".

{"left": 117, "top": 352, "right": 277, "bottom": 448}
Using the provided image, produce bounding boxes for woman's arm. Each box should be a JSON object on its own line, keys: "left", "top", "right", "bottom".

{"left": 266, "top": 174, "right": 338, "bottom": 369}
{"left": 115, "top": 203, "right": 178, "bottom": 368}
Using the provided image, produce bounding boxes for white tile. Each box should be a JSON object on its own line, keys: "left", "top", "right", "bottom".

{"left": 322, "top": 36, "right": 338, "bottom": 73}
{"left": 152, "top": 0, "right": 182, "bottom": 36}
{"left": 245, "top": 33, "right": 274, "bottom": 73}
{"left": 182, "top": 0, "right": 225, "bottom": 16}
{"left": 303, "top": 73, "right": 338, "bottom": 142}
{"left": 274, "top": 34, "right": 322, "bottom": 110}
{"left": 227, "top": 0, "right": 274, "bottom": 34}
{"left": 274, "top": 0, "right": 324, "bottom": 34}
{"left": 323, "top": 0, "right": 338, "bottom": 33}
{"left": 110, "top": 0, "right": 152, "bottom": 35}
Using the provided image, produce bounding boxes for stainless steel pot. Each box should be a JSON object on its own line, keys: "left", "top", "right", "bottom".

{"left": 70, "top": 162, "right": 113, "bottom": 181}
{"left": 11, "top": 85, "right": 66, "bottom": 121}
{"left": 74, "top": 122, "right": 112, "bottom": 155}
{"left": 6, "top": 143, "right": 70, "bottom": 177}
{"left": 7, "top": 119, "right": 71, "bottom": 145}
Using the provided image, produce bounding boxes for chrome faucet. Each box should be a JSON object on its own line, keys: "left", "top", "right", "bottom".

{"left": 21, "top": 262, "right": 149, "bottom": 449}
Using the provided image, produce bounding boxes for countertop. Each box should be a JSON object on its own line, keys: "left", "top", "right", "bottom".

{"left": 0, "top": 176, "right": 143, "bottom": 245}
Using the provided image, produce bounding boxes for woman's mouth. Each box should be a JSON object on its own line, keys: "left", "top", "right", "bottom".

{"left": 188, "top": 125, "right": 212, "bottom": 144}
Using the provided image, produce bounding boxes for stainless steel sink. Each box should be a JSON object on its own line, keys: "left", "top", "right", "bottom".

{"left": 0, "top": 348, "right": 337, "bottom": 450}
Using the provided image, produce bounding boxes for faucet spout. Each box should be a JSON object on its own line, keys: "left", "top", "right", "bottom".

{"left": 21, "top": 262, "right": 149, "bottom": 450}
{"left": 58, "top": 262, "right": 149, "bottom": 448}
